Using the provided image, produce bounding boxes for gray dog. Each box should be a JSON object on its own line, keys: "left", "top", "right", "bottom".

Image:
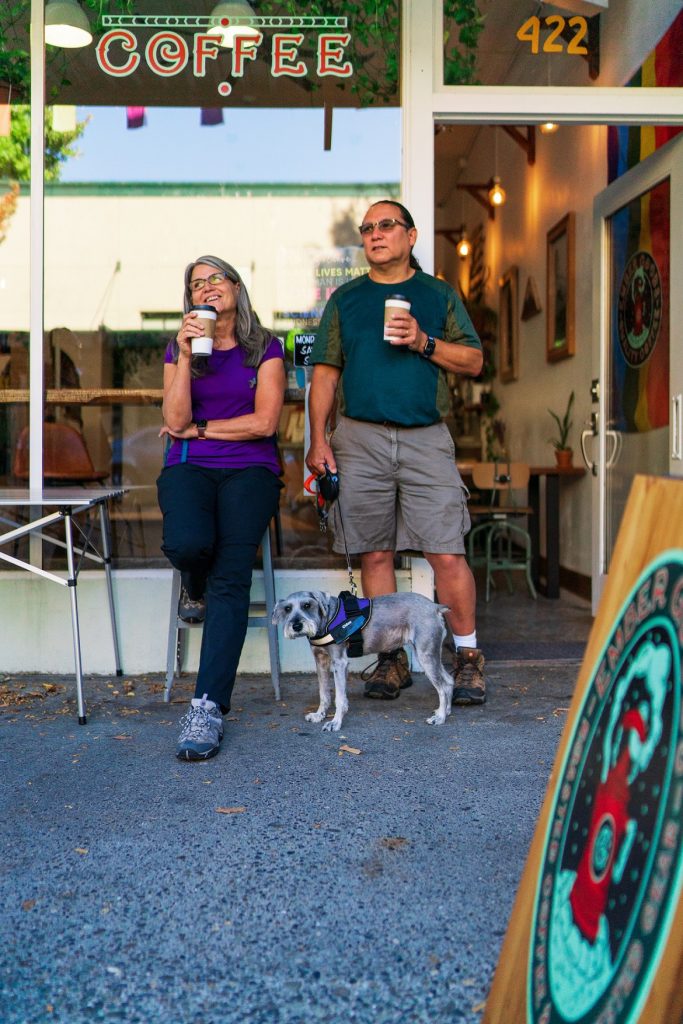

{"left": 272, "top": 590, "right": 454, "bottom": 731}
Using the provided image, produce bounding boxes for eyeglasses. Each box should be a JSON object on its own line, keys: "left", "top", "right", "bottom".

{"left": 189, "top": 271, "right": 231, "bottom": 293}
{"left": 358, "top": 218, "right": 410, "bottom": 237}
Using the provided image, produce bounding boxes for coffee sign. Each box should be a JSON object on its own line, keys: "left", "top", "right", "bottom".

{"left": 97, "top": 14, "right": 352, "bottom": 97}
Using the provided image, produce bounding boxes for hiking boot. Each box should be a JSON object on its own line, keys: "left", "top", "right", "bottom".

{"left": 178, "top": 587, "right": 206, "bottom": 624}
{"left": 362, "top": 648, "right": 413, "bottom": 700}
{"left": 451, "top": 647, "right": 487, "bottom": 705}
{"left": 176, "top": 694, "right": 223, "bottom": 760}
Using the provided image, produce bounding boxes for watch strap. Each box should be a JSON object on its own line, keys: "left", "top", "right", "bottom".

{"left": 195, "top": 419, "right": 207, "bottom": 439}
{"left": 421, "top": 335, "right": 436, "bottom": 359}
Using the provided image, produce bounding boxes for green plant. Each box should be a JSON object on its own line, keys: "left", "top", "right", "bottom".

{"left": 547, "top": 390, "right": 575, "bottom": 451}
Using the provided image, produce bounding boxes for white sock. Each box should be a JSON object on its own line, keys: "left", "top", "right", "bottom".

{"left": 453, "top": 631, "right": 477, "bottom": 650}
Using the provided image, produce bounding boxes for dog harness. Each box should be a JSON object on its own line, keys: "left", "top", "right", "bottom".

{"left": 309, "top": 591, "right": 373, "bottom": 658}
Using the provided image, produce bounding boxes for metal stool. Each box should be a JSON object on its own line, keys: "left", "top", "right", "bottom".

{"left": 164, "top": 524, "right": 281, "bottom": 702}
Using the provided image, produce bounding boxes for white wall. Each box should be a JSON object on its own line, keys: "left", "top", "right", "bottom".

{"left": 437, "top": 123, "right": 604, "bottom": 579}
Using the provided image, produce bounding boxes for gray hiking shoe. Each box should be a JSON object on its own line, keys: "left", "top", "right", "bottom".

{"left": 178, "top": 587, "right": 206, "bottom": 624}
{"left": 451, "top": 647, "right": 487, "bottom": 705}
{"left": 176, "top": 694, "right": 223, "bottom": 760}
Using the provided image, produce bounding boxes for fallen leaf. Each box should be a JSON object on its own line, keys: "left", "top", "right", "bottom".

{"left": 339, "top": 744, "right": 361, "bottom": 755}
{"left": 74, "top": 847, "right": 88, "bottom": 855}
{"left": 379, "top": 837, "right": 408, "bottom": 850}
{"left": 472, "top": 1001, "right": 486, "bottom": 1013}
{"left": 462, "top": 977, "right": 475, "bottom": 986}
{"left": 552, "top": 706, "right": 570, "bottom": 716}
{"left": 42, "top": 683, "right": 58, "bottom": 693}
{"left": 22, "top": 899, "right": 36, "bottom": 911}
{"left": 215, "top": 806, "right": 246, "bottom": 815}
{"left": 112, "top": 735, "right": 132, "bottom": 741}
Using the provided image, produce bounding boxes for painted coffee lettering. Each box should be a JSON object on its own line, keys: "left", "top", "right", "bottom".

{"left": 146, "top": 32, "right": 189, "bottom": 77}
{"left": 96, "top": 27, "right": 355, "bottom": 89}
{"left": 675, "top": 739, "right": 683, "bottom": 777}
{"left": 193, "top": 34, "right": 220, "bottom": 77}
{"left": 232, "top": 34, "right": 262, "bottom": 76}
{"left": 317, "top": 34, "right": 352, "bottom": 77}
{"left": 594, "top": 660, "right": 611, "bottom": 699}
{"left": 637, "top": 578, "right": 653, "bottom": 619}
{"left": 272, "top": 33, "right": 307, "bottom": 77}
{"left": 96, "top": 30, "right": 140, "bottom": 76}
{"left": 671, "top": 574, "right": 683, "bottom": 645}
{"left": 672, "top": 780, "right": 683, "bottom": 815}
{"left": 607, "top": 625, "right": 624, "bottom": 671}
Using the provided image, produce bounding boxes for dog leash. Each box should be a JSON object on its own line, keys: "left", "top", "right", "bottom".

{"left": 306, "top": 467, "right": 358, "bottom": 597}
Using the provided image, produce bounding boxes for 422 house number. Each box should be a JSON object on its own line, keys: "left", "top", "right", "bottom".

{"left": 516, "top": 15, "right": 589, "bottom": 55}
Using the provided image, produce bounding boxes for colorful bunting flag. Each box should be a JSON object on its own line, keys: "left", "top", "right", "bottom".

{"left": 201, "top": 108, "right": 224, "bottom": 126}
{"left": 126, "top": 106, "right": 146, "bottom": 129}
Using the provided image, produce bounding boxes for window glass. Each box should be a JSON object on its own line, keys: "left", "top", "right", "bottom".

{"left": 443, "top": 1, "right": 682, "bottom": 89}
{"left": 0, "top": 2, "right": 401, "bottom": 570}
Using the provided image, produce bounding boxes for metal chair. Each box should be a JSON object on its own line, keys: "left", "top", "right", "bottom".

{"left": 468, "top": 461, "right": 537, "bottom": 602}
{"left": 164, "top": 522, "right": 281, "bottom": 702}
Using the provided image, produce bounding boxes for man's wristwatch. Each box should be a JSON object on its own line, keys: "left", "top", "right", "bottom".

{"left": 195, "top": 419, "right": 208, "bottom": 439}
{"left": 421, "top": 335, "right": 437, "bottom": 359}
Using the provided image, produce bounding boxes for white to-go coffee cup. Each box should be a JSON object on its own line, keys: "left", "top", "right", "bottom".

{"left": 190, "top": 304, "right": 217, "bottom": 356}
{"left": 384, "top": 294, "right": 411, "bottom": 340}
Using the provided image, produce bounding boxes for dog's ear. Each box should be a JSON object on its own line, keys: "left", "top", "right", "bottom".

{"left": 310, "top": 591, "right": 332, "bottom": 622}
{"left": 271, "top": 598, "right": 290, "bottom": 625}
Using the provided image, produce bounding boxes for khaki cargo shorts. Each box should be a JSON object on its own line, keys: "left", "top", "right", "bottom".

{"left": 328, "top": 415, "right": 470, "bottom": 555}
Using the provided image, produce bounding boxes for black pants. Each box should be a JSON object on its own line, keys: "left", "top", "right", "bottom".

{"left": 157, "top": 463, "right": 281, "bottom": 711}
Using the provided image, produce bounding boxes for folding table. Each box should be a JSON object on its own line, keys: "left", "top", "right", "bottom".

{"left": 0, "top": 488, "right": 126, "bottom": 724}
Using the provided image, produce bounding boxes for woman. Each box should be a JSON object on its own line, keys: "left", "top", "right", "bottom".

{"left": 158, "top": 255, "right": 285, "bottom": 761}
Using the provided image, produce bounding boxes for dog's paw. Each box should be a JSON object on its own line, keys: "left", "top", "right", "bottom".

{"left": 426, "top": 711, "right": 447, "bottom": 726}
{"left": 305, "top": 711, "right": 326, "bottom": 724}
{"left": 321, "top": 718, "right": 343, "bottom": 732}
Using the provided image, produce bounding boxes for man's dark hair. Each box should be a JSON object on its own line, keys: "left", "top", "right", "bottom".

{"left": 369, "top": 199, "right": 422, "bottom": 270}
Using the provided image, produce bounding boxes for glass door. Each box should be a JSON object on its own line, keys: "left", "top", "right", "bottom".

{"left": 590, "top": 134, "right": 683, "bottom": 609}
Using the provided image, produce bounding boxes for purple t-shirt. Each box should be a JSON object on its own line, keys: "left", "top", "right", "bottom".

{"left": 163, "top": 336, "right": 283, "bottom": 474}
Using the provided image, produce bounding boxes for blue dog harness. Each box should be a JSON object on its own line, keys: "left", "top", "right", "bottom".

{"left": 309, "top": 591, "right": 373, "bottom": 658}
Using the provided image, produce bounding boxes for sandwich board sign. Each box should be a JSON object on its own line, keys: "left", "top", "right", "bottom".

{"left": 483, "top": 474, "right": 683, "bottom": 1024}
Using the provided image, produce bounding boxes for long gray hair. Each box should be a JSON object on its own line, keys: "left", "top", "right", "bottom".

{"left": 172, "top": 254, "right": 271, "bottom": 371}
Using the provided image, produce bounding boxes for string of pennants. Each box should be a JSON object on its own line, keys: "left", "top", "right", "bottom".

{"left": 0, "top": 96, "right": 224, "bottom": 137}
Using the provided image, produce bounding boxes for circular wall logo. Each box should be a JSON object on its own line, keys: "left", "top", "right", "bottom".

{"left": 617, "top": 251, "right": 662, "bottom": 368}
{"left": 528, "top": 552, "right": 683, "bottom": 1024}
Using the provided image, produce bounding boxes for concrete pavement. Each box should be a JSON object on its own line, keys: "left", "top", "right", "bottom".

{"left": 0, "top": 658, "right": 582, "bottom": 1024}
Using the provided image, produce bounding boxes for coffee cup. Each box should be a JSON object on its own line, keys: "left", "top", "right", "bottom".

{"left": 190, "top": 304, "right": 217, "bottom": 357}
{"left": 384, "top": 294, "right": 411, "bottom": 340}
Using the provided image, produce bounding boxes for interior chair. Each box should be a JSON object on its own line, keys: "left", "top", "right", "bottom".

{"left": 13, "top": 422, "right": 108, "bottom": 484}
{"left": 467, "top": 461, "right": 537, "bottom": 602}
{"left": 164, "top": 520, "right": 281, "bottom": 703}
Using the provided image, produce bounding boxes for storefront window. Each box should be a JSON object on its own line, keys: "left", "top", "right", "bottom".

{"left": 443, "top": 1, "right": 681, "bottom": 89}
{"left": 0, "top": 2, "right": 401, "bottom": 571}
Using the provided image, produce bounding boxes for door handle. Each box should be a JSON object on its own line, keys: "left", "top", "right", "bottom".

{"left": 673, "top": 394, "right": 682, "bottom": 460}
{"left": 606, "top": 429, "right": 621, "bottom": 469}
{"left": 580, "top": 411, "right": 598, "bottom": 476}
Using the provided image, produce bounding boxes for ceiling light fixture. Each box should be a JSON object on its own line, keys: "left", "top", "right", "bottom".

{"left": 539, "top": 122, "right": 560, "bottom": 135}
{"left": 44, "top": 0, "right": 93, "bottom": 48}
{"left": 488, "top": 176, "right": 506, "bottom": 207}
{"left": 207, "top": 0, "right": 260, "bottom": 48}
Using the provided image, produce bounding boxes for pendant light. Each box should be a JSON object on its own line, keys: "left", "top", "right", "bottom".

{"left": 44, "top": 0, "right": 93, "bottom": 48}
{"left": 207, "top": 1, "right": 260, "bottom": 48}
{"left": 487, "top": 130, "right": 506, "bottom": 208}
{"left": 539, "top": 122, "right": 559, "bottom": 135}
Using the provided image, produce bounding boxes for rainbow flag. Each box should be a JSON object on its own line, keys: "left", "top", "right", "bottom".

{"left": 608, "top": 11, "right": 683, "bottom": 182}
{"left": 606, "top": 11, "right": 680, "bottom": 433}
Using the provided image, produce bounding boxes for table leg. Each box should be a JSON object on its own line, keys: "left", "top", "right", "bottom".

{"left": 98, "top": 500, "right": 123, "bottom": 677}
{"left": 529, "top": 476, "right": 541, "bottom": 591}
{"left": 64, "top": 511, "right": 87, "bottom": 725}
{"left": 545, "top": 474, "right": 560, "bottom": 599}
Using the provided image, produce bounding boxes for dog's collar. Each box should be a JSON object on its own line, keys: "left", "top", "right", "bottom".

{"left": 309, "top": 591, "right": 372, "bottom": 656}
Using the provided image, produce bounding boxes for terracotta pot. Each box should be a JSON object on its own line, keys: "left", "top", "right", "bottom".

{"left": 554, "top": 447, "right": 573, "bottom": 469}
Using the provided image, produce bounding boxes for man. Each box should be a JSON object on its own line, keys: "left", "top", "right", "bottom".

{"left": 305, "top": 199, "right": 486, "bottom": 705}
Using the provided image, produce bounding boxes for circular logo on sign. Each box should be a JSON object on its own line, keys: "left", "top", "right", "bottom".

{"left": 617, "top": 251, "right": 662, "bottom": 368}
{"left": 528, "top": 552, "right": 683, "bottom": 1024}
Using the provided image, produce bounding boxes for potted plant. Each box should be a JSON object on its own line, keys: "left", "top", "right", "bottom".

{"left": 548, "top": 390, "right": 575, "bottom": 468}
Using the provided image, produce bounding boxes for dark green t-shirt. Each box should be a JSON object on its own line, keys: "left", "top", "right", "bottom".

{"left": 310, "top": 271, "right": 481, "bottom": 427}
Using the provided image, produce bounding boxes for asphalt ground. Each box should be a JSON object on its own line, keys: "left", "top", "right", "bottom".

{"left": 0, "top": 659, "right": 582, "bottom": 1024}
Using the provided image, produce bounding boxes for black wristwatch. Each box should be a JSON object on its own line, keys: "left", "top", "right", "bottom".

{"left": 421, "top": 335, "right": 437, "bottom": 359}
{"left": 195, "top": 419, "right": 208, "bottom": 439}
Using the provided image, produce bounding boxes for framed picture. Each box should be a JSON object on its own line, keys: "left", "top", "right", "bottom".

{"left": 546, "top": 212, "right": 576, "bottom": 362}
{"left": 499, "top": 265, "right": 519, "bottom": 382}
